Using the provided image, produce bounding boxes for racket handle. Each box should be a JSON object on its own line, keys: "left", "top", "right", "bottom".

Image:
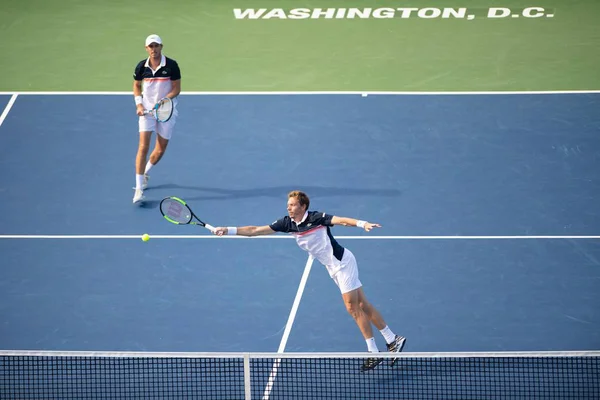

{"left": 204, "top": 224, "right": 216, "bottom": 233}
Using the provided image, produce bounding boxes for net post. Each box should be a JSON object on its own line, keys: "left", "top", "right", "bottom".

{"left": 243, "top": 352, "right": 251, "bottom": 400}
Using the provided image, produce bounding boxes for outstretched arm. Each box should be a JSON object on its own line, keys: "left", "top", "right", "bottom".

{"left": 330, "top": 216, "right": 381, "bottom": 232}
{"left": 213, "top": 225, "right": 275, "bottom": 237}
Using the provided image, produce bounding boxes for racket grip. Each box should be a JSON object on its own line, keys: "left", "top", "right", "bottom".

{"left": 204, "top": 224, "right": 216, "bottom": 233}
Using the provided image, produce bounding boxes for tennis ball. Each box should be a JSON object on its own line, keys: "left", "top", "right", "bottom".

{"left": 142, "top": 233, "right": 150, "bottom": 242}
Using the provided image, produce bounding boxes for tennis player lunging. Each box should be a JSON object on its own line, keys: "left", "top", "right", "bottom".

{"left": 213, "top": 191, "right": 406, "bottom": 371}
{"left": 132, "top": 34, "right": 181, "bottom": 203}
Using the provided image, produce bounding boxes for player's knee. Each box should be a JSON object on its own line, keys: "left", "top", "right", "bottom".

{"left": 137, "top": 144, "right": 150, "bottom": 154}
{"left": 345, "top": 301, "right": 360, "bottom": 318}
{"left": 359, "top": 300, "right": 373, "bottom": 316}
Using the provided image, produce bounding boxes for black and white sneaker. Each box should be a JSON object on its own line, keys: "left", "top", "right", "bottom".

{"left": 360, "top": 355, "right": 384, "bottom": 372}
{"left": 386, "top": 335, "right": 406, "bottom": 367}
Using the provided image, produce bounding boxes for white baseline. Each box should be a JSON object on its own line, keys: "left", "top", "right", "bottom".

{"left": 0, "top": 90, "right": 599, "bottom": 96}
{"left": 0, "top": 235, "right": 599, "bottom": 240}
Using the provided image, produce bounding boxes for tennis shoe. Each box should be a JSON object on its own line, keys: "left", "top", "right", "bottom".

{"left": 360, "top": 354, "right": 383, "bottom": 372}
{"left": 132, "top": 175, "right": 150, "bottom": 190}
{"left": 387, "top": 335, "right": 406, "bottom": 367}
{"left": 133, "top": 189, "right": 145, "bottom": 204}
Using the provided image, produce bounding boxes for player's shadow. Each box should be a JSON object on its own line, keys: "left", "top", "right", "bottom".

{"left": 139, "top": 184, "right": 401, "bottom": 209}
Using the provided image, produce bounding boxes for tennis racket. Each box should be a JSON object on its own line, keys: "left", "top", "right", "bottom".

{"left": 144, "top": 97, "right": 173, "bottom": 122}
{"left": 160, "top": 197, "right": 215, "bottom": 233}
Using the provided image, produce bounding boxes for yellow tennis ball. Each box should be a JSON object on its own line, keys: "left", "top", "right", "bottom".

{"left": 142, "top": 234, "right": 150, "bottom": 242}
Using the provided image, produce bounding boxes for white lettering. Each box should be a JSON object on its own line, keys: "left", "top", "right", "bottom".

{"left": 488, "top": 7, "right": 511, "bottom": 18}
{"left": 232, "top": 7, "right": 555, "bottom": 21}
{"left": 347, "top": 8, "right": 372, "bottom": 19}
{"left": 263, "top": 9, "right": 287, "bottom": 19}
{"left": 233, "top": 8, "right": 267, "bottom": 19}
{"left": 396, "top": 8, "right": 418, "bottom": 18}
{"left": 288, "top": 8, "right": 311, "bottom": 19}
{"left": 523, "top": 7, "right": 545, "bottom": 18}
{"left": 310, "top": 8, "right": 336, "bottom": 19}
{"left": 335, "top": 8, "right": 347, "bottom": 19}
{"left": 442, "top": 8, "right": 467, "bottom": 19}
{"left": 418, "top": 8, "right": 442, "bottom": 18}
{"left": 372, "top": 8, "right": 395, "bottom": 19}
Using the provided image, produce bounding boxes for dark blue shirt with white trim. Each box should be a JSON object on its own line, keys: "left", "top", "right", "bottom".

{"left": 270, "top": 211, "right": 346, "bottom": 276}
{"left": 133, "top": 55, "right": 181, "bottom": 109}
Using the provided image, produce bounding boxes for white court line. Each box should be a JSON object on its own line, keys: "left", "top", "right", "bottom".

{"left": 0, "top": 94, "right": 18, "bottom": 127}
{"left": 0, "top": 90, "right": 599, "bottom": 96}
{"left": 262, "top": 255, "right": 314, "bottom": 400}
{"left": 277, "top": 255, "right": 314, "bottom": 353}
{"left": 0, "top": 235, "right": 599, "bottom": 240}
{"left": 3, "top": 349, "right": 598, "bottom": 358}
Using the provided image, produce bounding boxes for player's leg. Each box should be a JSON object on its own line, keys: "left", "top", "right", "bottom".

{"left": 148, "top": 132, "right": 169, "bottom": 167}
{"left": 358, "top": 288, "right": 406, "bottom": 365}
{"left": 338, "top": 249, "right": 406, "bottom": 368}
{"left": 342, "top": 288, "right": 375, "bottom": 342}
{"left": 143, "top": 118, "right": 175, "bottom": 183}
{"left": 356, "top": 288, "right": 386, "bottom": 330}
{"left": 136, "top": 131, "right": 152, "bottom": 174}
{"left": 337, "top": 250, "right": 379, "bottom": 340}
{"left": 133, "top": 130, "right": 152, "bottom": 203}
{"left": 335, "top": 250, "right": 383, "bottom": 371}
{"left": 341, "top": 288, "right": 384, "bottom": 372}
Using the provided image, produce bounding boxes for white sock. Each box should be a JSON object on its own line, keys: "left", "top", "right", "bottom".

{"left": 380, "top": 326, "right": 396, "bottom": 344}
{"left": 135, "top": 174, "right": 144, "bottom": 190}
{"left": 144, "top": 161, "right": 154, "bottom": 175}
{"left": 365, "top": 337, "right": 379, "bottom": 352}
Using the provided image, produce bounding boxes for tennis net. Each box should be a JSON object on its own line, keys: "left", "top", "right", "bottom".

{"left": 1, "top": 350, "right": 599, "bottom": 399}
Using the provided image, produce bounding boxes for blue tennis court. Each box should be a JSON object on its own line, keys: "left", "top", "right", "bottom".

{"left": 1, "top": 92, "right": 598, "bottom": 357}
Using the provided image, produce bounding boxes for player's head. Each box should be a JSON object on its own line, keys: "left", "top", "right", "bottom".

{"left": 145, "top": 34, "right": 163, "bottom": 57}
{"left": 287, "top": 191, "right": 309, "bottom": 218}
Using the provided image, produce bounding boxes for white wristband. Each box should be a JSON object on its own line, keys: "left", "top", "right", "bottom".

{"left": 356, "top": 220, "right": 366, "bottom": 229}
{"left": 134, "top": 96, "right": 143, "bottom": 105}
{"left": 227, "top": 227, "right": 237, "bottom": 235}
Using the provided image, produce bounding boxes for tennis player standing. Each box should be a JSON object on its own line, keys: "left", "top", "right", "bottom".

{"left": 132, "top": 34, "right": 181, "bottom": 203}
{"left": 213, "top": 191, "right": 407, "bottom": 371}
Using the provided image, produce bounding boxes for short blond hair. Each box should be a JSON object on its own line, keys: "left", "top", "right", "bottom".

{"left": 288, "top": 190, "right": 310, "bottom": 210}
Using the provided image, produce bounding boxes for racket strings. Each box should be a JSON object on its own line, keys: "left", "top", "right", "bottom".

{"left": 160, "top": 199, "right": 192, "bottom": 224}
{"left": 154, "top": 98, "right": 173, "bottom": 122}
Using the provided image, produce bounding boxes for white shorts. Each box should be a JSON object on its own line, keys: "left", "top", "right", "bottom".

{"left": 331, "top": 249, "right": 362, "bottom": 294}
{"left": 138, "top": 112, "right": 178, "bottom": 140}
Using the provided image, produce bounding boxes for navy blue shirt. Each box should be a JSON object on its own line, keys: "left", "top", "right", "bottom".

{"left": 270, "top": 211, "right": 346, "bottom": 276}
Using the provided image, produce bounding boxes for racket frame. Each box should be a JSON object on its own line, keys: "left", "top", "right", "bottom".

{"left": 159, "top": 197, "right": 215, "bottom": 232}
{"left": 144, "top": 97, "right": 174, "bottom": 122}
